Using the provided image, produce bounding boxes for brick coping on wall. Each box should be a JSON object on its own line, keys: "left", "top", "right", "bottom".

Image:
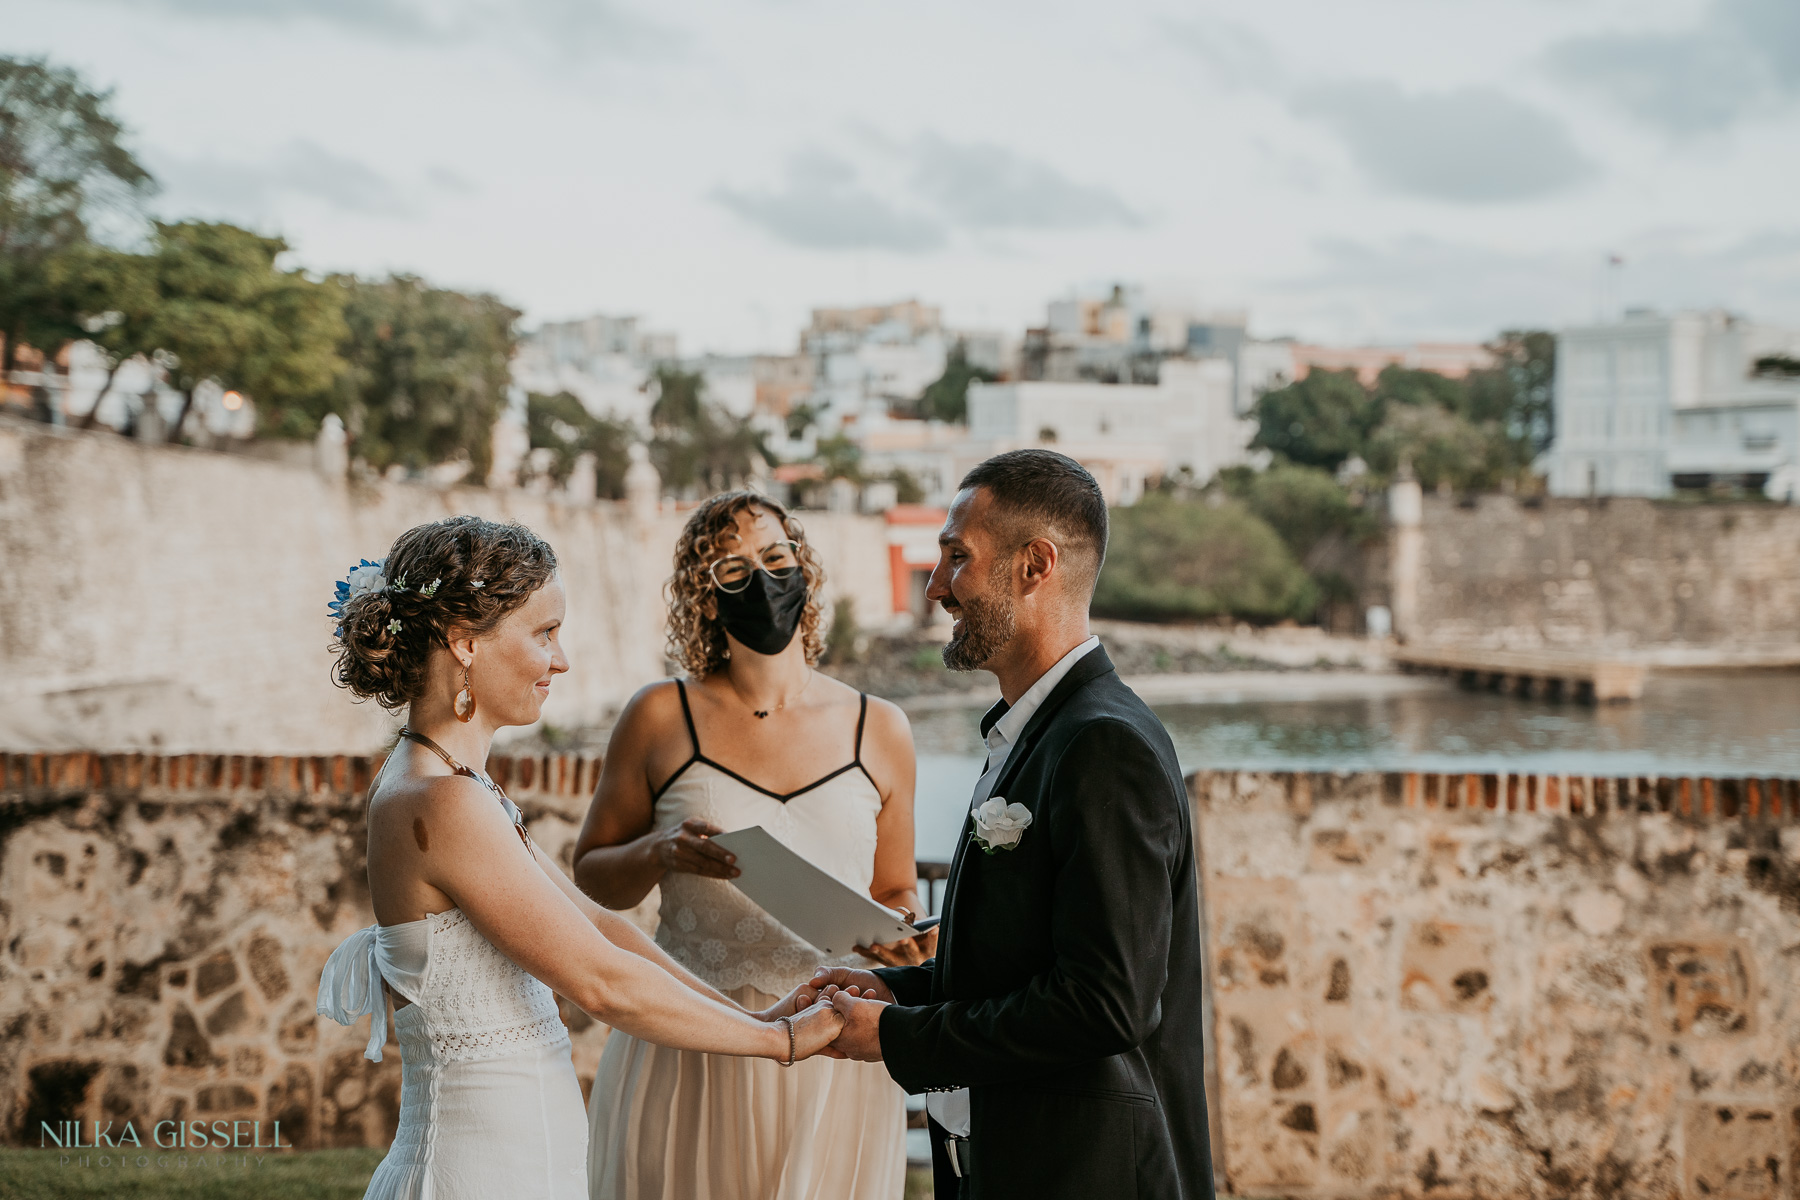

{"left": 0, "top": 751, "right": 604, "bottom": 808}
{"left": 5, "top": 753, "right": 1795, "bottom": 822}
{"left": 1192, "top": 768, "right": 1800, "bottom": 820}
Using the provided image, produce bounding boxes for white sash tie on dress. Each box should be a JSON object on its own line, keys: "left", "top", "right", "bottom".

{"left": 317, "top": 924, "right": 389, "bottom": 1061}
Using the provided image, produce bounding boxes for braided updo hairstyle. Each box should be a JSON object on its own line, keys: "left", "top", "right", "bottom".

{"left": 331, "top": 516, "right": 558, "bottom": 710}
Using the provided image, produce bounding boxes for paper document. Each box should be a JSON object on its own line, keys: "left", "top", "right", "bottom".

{"left": 710, "top": 825, "right": 921, "bottom": 956}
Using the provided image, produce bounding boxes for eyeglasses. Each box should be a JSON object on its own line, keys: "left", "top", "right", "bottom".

{"left": 707, "top": 540, "right": 802, "bottom": 593}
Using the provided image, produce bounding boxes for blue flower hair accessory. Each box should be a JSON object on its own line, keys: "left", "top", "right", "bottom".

{"left": 330, "top": 559, "right": 388, "bottom": 637}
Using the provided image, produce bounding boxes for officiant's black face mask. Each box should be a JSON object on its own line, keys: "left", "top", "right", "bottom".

{"left": 715, "top": 567, "right": 808, "bottom": 657}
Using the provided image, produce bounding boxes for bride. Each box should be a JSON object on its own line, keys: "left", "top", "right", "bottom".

{"left": 316, "top": 515, "right": 843, "bottom": 1200}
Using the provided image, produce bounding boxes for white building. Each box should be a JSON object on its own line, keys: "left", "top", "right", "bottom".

{"left": 1541, "top": 310, "right": 1800, "bottom": 499}
{"left": 512, "top": 313, "right": 679, "bottom": 425}
{"left": 965, "top": 357, "right": 1254, "bottom": 504}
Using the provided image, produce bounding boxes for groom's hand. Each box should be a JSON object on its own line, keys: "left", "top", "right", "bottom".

{"left": 827, "top": 990, "right": 887, "bottom": 1062}
{"left": 806, "top": 966, "right": 893, "bottom": 1004}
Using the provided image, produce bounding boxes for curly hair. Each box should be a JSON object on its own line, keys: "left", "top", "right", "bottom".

{"left": 331, "top": 516, "right": 558, "bottom": 710}
{"left": 665, "top": 491, "right": 825, "bottom": 678}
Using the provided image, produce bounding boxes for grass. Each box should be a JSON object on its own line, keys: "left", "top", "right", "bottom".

{"left": 4, "top": 1151, "right": 934, "bottom": 1198}
{"left": 0, "top": 1148, "right": 384, "bottom": 1199}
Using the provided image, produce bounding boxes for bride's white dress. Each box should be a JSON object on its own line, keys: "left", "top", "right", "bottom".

{"left": 318, "top": 808, "right": 588, "bottom": 1199}
{"left": 586, "top": 683, "right": 907, "bottom": 1200}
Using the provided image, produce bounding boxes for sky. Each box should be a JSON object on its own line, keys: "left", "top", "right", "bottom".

{"left": 7, "top": 0, "right": 1800, "bottom": 353}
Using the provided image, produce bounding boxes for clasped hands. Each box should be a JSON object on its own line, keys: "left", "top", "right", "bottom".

{"left": 756, "top": 966, "right": 890, "bottom": 1063}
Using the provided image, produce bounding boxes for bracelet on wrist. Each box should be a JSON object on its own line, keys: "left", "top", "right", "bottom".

{"left": 778, "top": 1016, "right": 794, "bottom": 1067}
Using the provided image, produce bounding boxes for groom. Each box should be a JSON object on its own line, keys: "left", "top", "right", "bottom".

{"left": 808, "top": 450, "right": 1215, "bottom": 1198}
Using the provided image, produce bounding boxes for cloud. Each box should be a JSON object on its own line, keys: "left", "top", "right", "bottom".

{"left": 1267, "top": 230, "right": 1800, "bottom": 342}
{"left": 907, "top": 135, "right": 1139, "bottom": 231}
{"left": 426, "top": 165, "right": 476, "bottom": 194}
{"left": 1544, "top": 0, "right": 1800, "bottom": 135}
{"left": 713, "top": 151, "right": 947, "bottom": 253}
{"left": 73, "top": 0, "right": 676, "bottom": 59}
{"left": 154, "top": 140, "right": 415, "bottom": 219}
{"left": 88, "top": 0, "right": 433, "bottom": 37}
{"left": 1157, "top": 18, "right": 1280, "bottom": 92}
{"left": 1292, "top": 81, "right": 1594, "bottom": 203}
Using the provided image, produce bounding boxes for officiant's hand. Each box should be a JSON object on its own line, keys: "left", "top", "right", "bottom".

{"left": 826, "top": 988, "right": 887, "bottom": 1062}
{"left": 654, "top": 817, "right": 739, "bottom": 879}
{"left": 855, "top": 915, "right": 936, "bottom": 967}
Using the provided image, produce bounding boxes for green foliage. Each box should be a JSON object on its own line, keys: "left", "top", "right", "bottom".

{"left": 1233, "top": 463, "right": 1376, "bottom": 564}
{"left": 143, "top": 221, "right": 346, "bottom": 440}
{"left": 333, "top": 273, "right": 518, "bottom": 477}
{"left": 525, "top": 389, "right": 635, "bottom": 498}
{"left": 1095, "top": 492, "right": 1317, "bottom": 623}
{"left": 1472, "top": 330, "right": 1556, "bottom": 453}
{"left": 647, "top": 365, "right": 766, "bottom": 493}
{"left": 1364, "top": 404, "right": 1520, "bottom": 492}
{"left": 919, "top": 340, "right": 997, "bottom": 424}
{"left": 784, "top": 400, "right": 821, "bottom": 439}
{"left": 813, "top": 433, "right": 861, "bottom": 482}
{"left": 1249, "top": 369, "right": 1376, "bottom": 471}
{"left": 1754, "top": 353, "right": 1800, "bottom": 379}
{"left": 822, "top": 596, "right": 860, "bottom": 665}
{"left": 885, "top": 466, "right": 925, "bottom": 504}
{"left": 0, "top": 56, "right": 155, "bottom": 372}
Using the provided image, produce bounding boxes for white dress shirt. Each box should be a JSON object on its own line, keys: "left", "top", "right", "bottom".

{"left": 926, "top": 635, "right": 1101, "bottom": 1139}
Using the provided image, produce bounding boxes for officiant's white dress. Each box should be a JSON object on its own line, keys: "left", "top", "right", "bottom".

{"left": 317, "top": 789, "right": 588, "bottom": 1200}
{"left": 586, "top": 683, "right": 907, "bottom": 1200}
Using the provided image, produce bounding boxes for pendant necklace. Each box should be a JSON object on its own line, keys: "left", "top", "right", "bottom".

{"left": 736, "top": 669, "right": 812, "bottom": 719}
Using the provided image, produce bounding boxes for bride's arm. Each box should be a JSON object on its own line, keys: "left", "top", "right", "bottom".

{"left": 419, "top": 777, "right": 837, "bottom": 1057}
{"left": 528, "top": 840, "right": 747, "bottom": 1012}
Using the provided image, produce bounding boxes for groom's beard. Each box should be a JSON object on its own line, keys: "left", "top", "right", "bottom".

{"left": 941, "top": 567, "right": 1018, "bottom": 672}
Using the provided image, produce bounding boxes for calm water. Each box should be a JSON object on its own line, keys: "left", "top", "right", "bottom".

{"left": 907, "top": 672, "right": 1800, "bottom": 861}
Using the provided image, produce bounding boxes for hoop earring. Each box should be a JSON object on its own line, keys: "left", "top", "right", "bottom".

{"left": 454, "top": 663, "right": 475, "bottom": 723}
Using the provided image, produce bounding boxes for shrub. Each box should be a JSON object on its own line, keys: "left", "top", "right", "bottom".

{"left": 1094, "top": 492, "right": 1317, "bottom": 623}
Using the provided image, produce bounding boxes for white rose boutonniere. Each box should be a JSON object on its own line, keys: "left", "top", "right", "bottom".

{"left": 971, "top": 797, "right": 1033, "bottom": 854}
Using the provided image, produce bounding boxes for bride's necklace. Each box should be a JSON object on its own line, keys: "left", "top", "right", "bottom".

{"left": 729, "top": 668, "right": 813, "bottom": 719}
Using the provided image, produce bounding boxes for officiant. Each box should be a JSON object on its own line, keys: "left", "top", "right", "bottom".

{"left": 572, "top": 490, "right": 932, "bottom": 1200}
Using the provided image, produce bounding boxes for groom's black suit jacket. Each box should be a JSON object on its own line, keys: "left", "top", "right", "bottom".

{"left": 874, "top": 646, "right": 1216, "bottom": 1199}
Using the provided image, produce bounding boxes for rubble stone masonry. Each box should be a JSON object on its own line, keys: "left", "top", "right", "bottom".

{"left": 1406, "top": 494, "right": 1800, "bottom": 653}
{"left": 0, "top": 749, "right": 612, "bottom": 1152}
{"left": 1195, "top": 768, "right": 1800, "bottom": 1199}
{"left": 9, "top": 752, "right": 1800, "bottom": 1197}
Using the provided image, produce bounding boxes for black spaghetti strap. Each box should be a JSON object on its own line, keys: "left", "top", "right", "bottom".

{"left": 853, "top": 693, "right": 868, "bottom": 762}
{"left": 674, "top": 679, "right": 700, "bottom": 752}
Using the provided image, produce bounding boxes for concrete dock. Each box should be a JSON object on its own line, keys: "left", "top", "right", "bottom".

{"left": 1392, "top": 644, "right": 1649, "bottom": 703}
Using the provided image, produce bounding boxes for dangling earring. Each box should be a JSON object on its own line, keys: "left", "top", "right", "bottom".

{"left": 454, "top": 662, "right": 475, "bottom": 723}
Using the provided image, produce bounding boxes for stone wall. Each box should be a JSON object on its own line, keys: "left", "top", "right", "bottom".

{"left": 0, "top": 416, "right": 895, "bottom": 755}
{"left": 1405, "top": 493, "right": 1800, "bottom": 653}
{"left": 0, "top": 748, "right": 611, "bottom": 1150}
{"left": 1195, "top": 768, "right": 1800, "bottom": 1199}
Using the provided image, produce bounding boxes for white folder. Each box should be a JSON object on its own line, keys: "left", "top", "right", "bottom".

{"left": 710, "top": 825, "right": 921, "bottom": 956}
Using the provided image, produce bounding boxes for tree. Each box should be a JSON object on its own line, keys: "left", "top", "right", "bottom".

{"left": 1470, "top": 330, "right": 1556, "bottom": 455}
{"left": 812, "top": 433, "right": 861, "bottom": 482}
{"left": 40, "top": 240, "right": 158, "bottom": 429}
{"left": 0, "top": 57, "right": 155, "bottom": 382}
{"left": 1094, "top": 492, "right": 1317, "bottom": 623}
{"left": 919, "top": 340, "right": 997, "bottom": 423}
{"left": 647, "top": 366, "right": 767, "bottom": 494}
{"left": 1235, "top": 463, "right": 1376, "bottom": 565}
{"left": 333, "top": 274, "right": 519, "bottom": 477}
{"left": 1364, "top": 404, "right": 1520, "bottom": 492}
{"left": 143, "top": 221, "right": 346, "bottom": 442}
{"left": 525, "top": 389, "right": 635, "bottom": 498}
{"left": 1249, "top": 369, "right": 1377, "bottom": 472}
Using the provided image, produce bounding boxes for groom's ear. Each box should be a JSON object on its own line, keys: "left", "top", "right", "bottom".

{"left": 1017, "top": 537, "right": 1060, "bottom": 596}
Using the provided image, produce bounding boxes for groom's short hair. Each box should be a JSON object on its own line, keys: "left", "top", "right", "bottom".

{"left": 959, "top": 450, "right": 1108, "bottom": 594}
